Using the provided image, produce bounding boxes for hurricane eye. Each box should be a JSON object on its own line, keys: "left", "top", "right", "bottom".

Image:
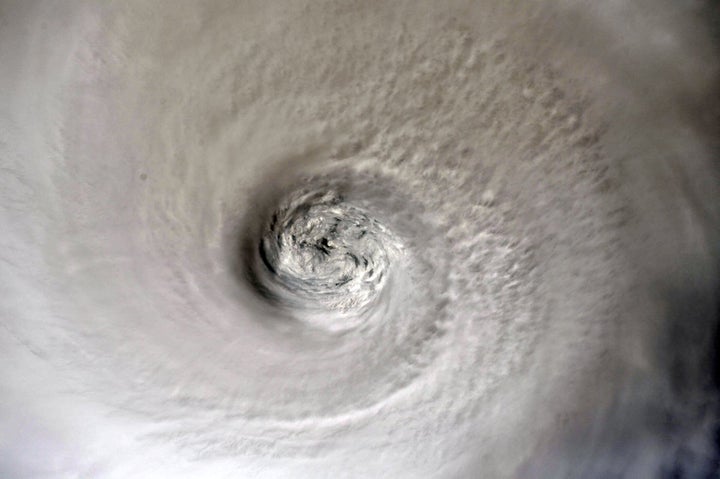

{"left": 250, "top": 188, "right": 401, "bottom": 331}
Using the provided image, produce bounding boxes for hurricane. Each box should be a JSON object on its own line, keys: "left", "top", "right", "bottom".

{"left": 1, "top": 1, "right": 719, "bottom": 478}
